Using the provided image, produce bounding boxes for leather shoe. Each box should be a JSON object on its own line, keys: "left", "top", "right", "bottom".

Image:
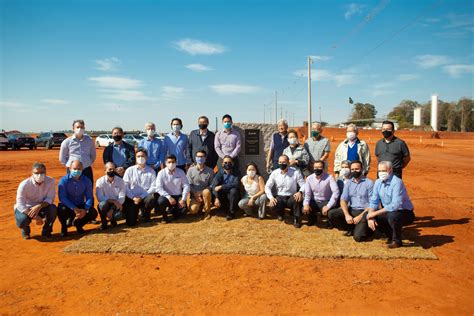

{"left": 293, "top": 217, "right": 302, "bottom": 228}
{"left": 387, "top": 241, "right": 402, "bottom": 249}
{"left": 277, "top": 215, "right": 284, "bottom": 221}
{"left": 344, "top": 230, "right": 353, "bottom": 237}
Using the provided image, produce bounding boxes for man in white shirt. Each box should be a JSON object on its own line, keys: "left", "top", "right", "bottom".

{"left": 122, "top": 148, "right": 157, "bottom": 226}
{"left": 96, "top": 162, "right": 126, "bottom": 230}
{"left": 14, "top": 162, "right": 57, "bottom": 239}
{"left": 156, "top": 154, "right": 190, "bottom": 223}
{"left": 265, "top": 155, "right": 305, "bottom": 228}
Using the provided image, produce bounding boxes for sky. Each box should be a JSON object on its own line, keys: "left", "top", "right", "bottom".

{"left": 1, "top": 0, "right": 473, "bottom": 133}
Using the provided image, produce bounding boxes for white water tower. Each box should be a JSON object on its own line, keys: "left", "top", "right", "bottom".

{"left": 413, "top": 107, "right": 422, "bottom": 126}
{"left": 431, "top": 94, "right": 438, "bottom": 131}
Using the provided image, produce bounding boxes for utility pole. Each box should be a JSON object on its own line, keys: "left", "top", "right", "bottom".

{"left": 307, "top": 56, "right": 313, "bottom": 139}
{"left": 275, "top": 91, "right": 278, "bottom": 124}
{"left": 263, "top": 104, "right": 266, "bottom": 124}
{"left": 280, "top": 107, "right": 283, "bottom": 120}
{"left": 319, "top": 106, "right": 322, "bottom": 123}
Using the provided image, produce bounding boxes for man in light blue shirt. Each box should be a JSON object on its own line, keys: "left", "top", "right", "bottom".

{"left": 138, "top": 122, "right": 165, "bottom": 173}
{"left": 164, "top": 118, "right": 190, "bottom": 171}
{"left": 366, "top": 161, "right": 415, "bottom": 248}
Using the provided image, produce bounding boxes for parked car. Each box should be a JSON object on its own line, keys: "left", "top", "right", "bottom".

{"left": 95, "top": 134, "right": 114, "bottom": 147}
{"left": 7, "top": 133, "right": 36, "bottom": 150}
{"left": 123, "top": 134, "right": 144, "bottom": 147}
{"left": 139, "top": 132, "right": 164, "bottom": 140}
{"left": 35, "top": 132, "right": 68, "bottom": 149}
{"left": 0, "top": 133, "right": 8, "bottom": 150}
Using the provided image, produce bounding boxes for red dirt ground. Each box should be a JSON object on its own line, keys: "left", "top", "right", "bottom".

{"left": 0, "top": 128, "right": 473, "bottom": 315}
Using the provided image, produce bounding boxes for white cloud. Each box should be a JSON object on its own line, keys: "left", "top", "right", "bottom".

{"left": 89, "top": 76, "right": 142, "bottom": 89}
{"left": 442, "top": 64, "right": 474, "bottom": 78}
{"left": 174, "top": 39, "right": 226, "bottom": 55}
{"left": 185, "top": 63, "right": 213, "bottom": 72}
{"left": 444, "top": 13, "right": 474, "bottom": 30}
{"left": 0, "top": 101, "right": 30, "bottom": 112}
{"left": 413, "top": 55, "right": 453, "bottom": 68}
{"left": 309, "top": 55, "right": 333, "bottom": 61}
{"left": 162, "top": 86, "right": 185, "bottom": 99}
{"left": 344, "top": 3, "right": 365, "bottom": 20}
{"left": 94, "top": 57, "right": 121, "bottom": 71}
{"left": 101, "top": 90, "right": 154, "bottom": 101}
{"left": 209, "top": 84, "right": 262, "bottom": 95}
{"left": 293, "top": 69, "right": 357, "bottom": 87}
{"left": 396, "top": 74, "right": 420, "bottom": 81}
{"left": 40, "top": 98, "right": 70, "bottom": 105}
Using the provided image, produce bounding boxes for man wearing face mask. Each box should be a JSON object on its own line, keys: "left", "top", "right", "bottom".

{"left": 138, "top": 122, "right": 166, "bottom": 174}
{"left": 375, "top": 120, "right": 410, "bottom": 179}
{"left": 59, "top": 119, "right": 96, "bottom": 183}
{"left": 187, "top": 116, "right": 218, "bottom": 170}
{"left": 156, "top": 154, "right": 190, "bottom": 223}
{"left": 14, "top": 162, "right": 57, "bottom": 239}
{"left": 186, "top": 150, "right": 215, "bottom": 218}
{"left": 336, "top": 160, "right": 352, "bottom": 201}
{"left": 211, "top": 155, "right": 240, "bottom": 220}
{"left": 214, "top": 114, "right": 241, "bottom": 175}
{"left": 96, "top": 162, "right": 126, "bottom": 230}
{"left": 328, "top": 160, "right": 374, "bottom": 238}
{"left": 103, "top": 127, "right": 136, "bottom": 177}
{"left": 58, "top": 160, "right": 98, "bottom": 237}
{"left": 122, "top": 148, "right": 157, "bottom": 226}
{"left": 164, "top": 118, "right": 191, "bottom": 172}
{"left": 266, "top": 119, "right": 289, "bottom": 172}
{"left": 366, "top": 161, "right": 415, "bottom": 248}
{"left": 334, "top": 124, "right": 370, "bottom": 177}
{"left": 303, "top": 160, "right": 339, "bottom": 227}
{"left": 265, "top": 155, "right": 305, "bottom": 228}
{"left": 304, "top": 122, "right": 330, "bottom": 171}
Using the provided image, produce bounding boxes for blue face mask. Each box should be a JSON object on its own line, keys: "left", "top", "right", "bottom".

{"left": 223, "top": 122, "right": 232, "bottom": 129}
{"left": 195, "top": 157, "right": 206, "bottom": 165}
{"left": 71, "top": 169, "right": 82, "bottom": 178}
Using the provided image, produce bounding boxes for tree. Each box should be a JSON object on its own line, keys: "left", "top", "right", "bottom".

{"left": 388, "top": 100, "right": 421, "bottom": 128}
{"left": 350, "top": 103, "right": 377, "bottom": 125}
{"left": 458, "top": 98, "right": 474, "bottom": 132}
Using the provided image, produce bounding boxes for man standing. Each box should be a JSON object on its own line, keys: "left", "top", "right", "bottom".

{"left": 375, "top": 120, "right": 410, "bottom": 179}
{"left": 266, "top": 119, "right": 289, "bottom": 171}
{"left": 138, "top": 122, "right": 166, "bottom": 173}
{"left": 265, "top": 155, "right": 305, "bottom": 228}
{"left": 58, "top": 160, "right": 98, "bottom": 237}
{"left": 14, "top": 162, "right": 57, "bottom": 239}
{"left": 59, "top": 119, "right": 96, "bottom": 183}
{"left": 103, "top": 126, "right": 135, "bottom": 177}
{"left": 334, "top": 124, "right": 371, "bottom": 176}
{"left": 214, "top": 114, "right": 241, "bottom": 174}
{"left": 211, "top": 155, "right": 240, "bottom": 220}
{"left": 187, "top": 116, "right": 218, "bottom": 169}
{"left": 186, "top": 150, "right": 215, "bottom": 218}
{"left": 96, "top": 162, "right": 126, "bottom": 230}
{"left": 164, "top": 118, "right": 190, "bottom": 171}
{"left": 304, "top": 122, "right": 330, "bottom": 171}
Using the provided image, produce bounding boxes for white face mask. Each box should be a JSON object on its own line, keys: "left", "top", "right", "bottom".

{"left": 147, "top": 129, "right": 155, "bottom": 137}
{"left": 247, "top": 170, "right": 256, "bottom": 178}
{"left": 167, "top": 162, "right": 177, "bottom": 171}
{"left": 346, "top": 132, "right": 356, "bottom": 141}
{"left": 340, "top": 168, "right": 350, "bottom": 178}
{"left": 136, "top": 157, "right": 146, "bottom": 165}
{"left": 378, "top": 171, "right": 389, "bottom": 181}
{"left": 172, "top": 125, "right": 181, "bottom": 133}
{"left": 33, "top": 173, "right": 45, "bottom": 184}
{"left": 288, "top": 138, "right": 298, "bottom": 145}
{"left": 74, "top": 128, "right": 85, "bottom": 137}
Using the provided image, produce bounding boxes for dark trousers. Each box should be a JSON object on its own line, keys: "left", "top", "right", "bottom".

{"left": 328, "top": 208, "right": 368, "bottom": 240}
{"left": 157, "top": 194, "right": 187, "bottom": 220}
{"left": 123, "top": 194, "right": 158, "bottom": 226}
{"left": 14, "top": 205, "right": 57, "bottom": 237}
{"left": 58, "top": 203, "right": 98, "bottom": 231}
{"left": 272, "top": 195, "right": 302, "bottom": 218}
{"left": 66, "top": 166, "right": 94, "bottom": 184}
{"left": 216, "top": 188, "right": 240, "bottom": 215}
{"left": 98, "top": 200, "right": 123, "bottom": 227}
{"left": 217, "top": 157, "right": 240, "bottom": 176}
{"left": 376, "top": 210, "right": 415, "bottom": 243}
{"left": 307, "top": 199, "right": 330, "bottom": 223}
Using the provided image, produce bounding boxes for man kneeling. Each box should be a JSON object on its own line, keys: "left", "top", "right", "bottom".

{"left": 96, "top": 162, "right": 126, "bottom": 230}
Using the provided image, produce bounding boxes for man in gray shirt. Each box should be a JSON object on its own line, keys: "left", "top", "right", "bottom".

{"left": 186, "top": 150, "right": 215, "bottom": 218}
{"left": 304, "top": 122, "right": 330, "bottom": 171}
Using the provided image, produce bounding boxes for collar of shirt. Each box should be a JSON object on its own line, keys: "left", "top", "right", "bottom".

{"left": 223, "top": 128, "right": 233, "bottom": 133}
{"left": 351, "top": 177, "right": 366, "bottom": 184}
{"left": 113, "top": 142, "right": 123, "bottom": 148}
{"left": 199, "top": 130, "right": 208, "bottom": 136}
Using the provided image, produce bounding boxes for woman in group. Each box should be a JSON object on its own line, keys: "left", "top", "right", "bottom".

{"left": 282, "top": 130, "right": 311, "bottom": 176}
{"left": 238, "top": 162, "right": 267, "bottom": 219}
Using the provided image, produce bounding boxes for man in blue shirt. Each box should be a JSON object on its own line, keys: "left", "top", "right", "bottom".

{"left": 138, "top": 122, "right": 166, "bottom": 173}
{"left": 103, "top": 126, "right": 135, "bottom": 177}
{"left": 328, "top": 160, "right": 374, "bottom": 239}
{"left": 211, "top": 156, "right": 240, "bottom": 220}
{"left": 58, "top": 160, "right": 97, "bottom": 237}
{"left": 164, "top": 118, "right": 190, "bottom": 172}
{"left": 366, "top": 161, "right": 415, "bottom": 248}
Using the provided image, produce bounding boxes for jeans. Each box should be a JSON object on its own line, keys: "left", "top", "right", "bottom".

{"left": 15, "top": 205, "right": 57, "bottom": 237}
{"left": 98, "top": 200, "right": 123, "bottom": 227}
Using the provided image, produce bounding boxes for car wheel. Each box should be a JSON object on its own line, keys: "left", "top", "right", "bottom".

{"left": 29, "top": 146, "right": 34, "bottom": 150}
{"left": 96, "top": 141, "right": 100, "bottom": 147}
{"left": 46, "top": 141, "right": 52, "bottom": 149}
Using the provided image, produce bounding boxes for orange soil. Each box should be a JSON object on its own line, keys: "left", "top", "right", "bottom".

{"left": 0, "top": 128, "right": 473, "bottom": 315}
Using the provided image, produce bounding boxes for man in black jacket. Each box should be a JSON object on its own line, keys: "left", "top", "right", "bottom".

{"left": 187, "top": 116, "right": 218, "bottom": 169}
{"left": 211, "top": 156, "right": 240, "bottom": 220}
{"left": 103, "top": 127, "right": 136, "bottom": 177}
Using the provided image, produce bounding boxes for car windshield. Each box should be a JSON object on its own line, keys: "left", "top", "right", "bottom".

{"left": 53, "top": 133, "right": 67, "bottom": 137}
{"left": 15, "top": 134, "right": 30, "bottom": 137}
{"left": 0, "top": 133, "right": 6, "bottom": 137}
{"left": 134, "top": 135, "right": 144, "bottom": 140}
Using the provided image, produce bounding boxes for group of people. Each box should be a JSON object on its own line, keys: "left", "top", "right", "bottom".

{"left": 14, "top": 115, "right": 415, "bottom": 249}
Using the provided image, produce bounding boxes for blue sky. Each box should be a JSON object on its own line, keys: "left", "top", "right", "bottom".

{"left": 1, "top": 0, "right": 473, "bottom": 132}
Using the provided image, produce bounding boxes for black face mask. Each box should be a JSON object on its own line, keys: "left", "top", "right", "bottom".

{"left": 106, "top": 171, "right": 115, "bottom": 178}
{"left": 382, "top": 130, "right": 393, "bottom": 139}
{"left": 351, "top": 171, "right": 362, "bottom": 179}
{"left": 113, "top": 135, "right": 122, "bottom": 142}
{"left": 198, "top": 124, "right": 208, "bottom": 130}
{"left": 279, "top": 163, "right": 288, "bottom": 170}
{"left": 223, "top": 162, "right": 233, "bottom": 170}
{"left": 314, "top": 168, "right": 323, "bottom": 176}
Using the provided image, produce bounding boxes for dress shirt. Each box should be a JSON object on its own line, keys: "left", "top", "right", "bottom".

{"left": 369, "top": 174, "right": 413, "bottom": 212}
{"left": 15, "top": 176, "right": 55, "bottom": 213}
{"left": 123, "top": 165, "right": 156, "bottom": 199}
{"left": 58, "top": 174, "right": 94, "bottom": 210}
{"left": 340, "top": 177, "right": 374, "bottom": 209}
{"left": 95, "top": 175, "right": 126, "bottom": 204}
{"left": 303, "top": 173, "right": 339, "bottom": 208}
{"left": 155, "top": 168, "right": 190, "bottom": 199}
{"left": 265, "top": 167, "right": 305, "bottom": 199}
{"left": 214, "top": 128, "right": 241, "bottom": 158}
{"left": 59, "top": 134, "right": 96, "bottom": 168}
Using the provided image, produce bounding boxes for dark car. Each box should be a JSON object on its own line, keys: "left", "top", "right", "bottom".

{"left": 7, "top": 133, "right": 36, "bottom": 150}
{"left": 35, "top": 132, "right": 68, "bottom": 149}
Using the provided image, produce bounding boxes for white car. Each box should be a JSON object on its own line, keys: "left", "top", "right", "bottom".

{"left": 95, "top": 134, "right": 113, "bottom": 147}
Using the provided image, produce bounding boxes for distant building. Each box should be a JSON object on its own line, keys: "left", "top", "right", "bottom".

{"left": 371, "top": 119, "right": 399, "bottom": 130}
